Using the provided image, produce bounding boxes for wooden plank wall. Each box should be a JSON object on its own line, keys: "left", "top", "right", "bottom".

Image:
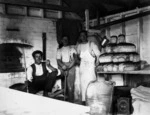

{"left": 106, "top": 9, "right": 150, "bottom": 87}
{"left": 89, "top": 7, "right": 150, "bottom": 86}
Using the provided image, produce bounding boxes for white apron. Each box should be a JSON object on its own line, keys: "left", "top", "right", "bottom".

{"left": 79, "top": 42, "right": 96, "bottom": 101}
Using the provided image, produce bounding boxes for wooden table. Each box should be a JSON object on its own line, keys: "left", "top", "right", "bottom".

{"left": 0, "top": 87, "right": 90, "bottom": 115}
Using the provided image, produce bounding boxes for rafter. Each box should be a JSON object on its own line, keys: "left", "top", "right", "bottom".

{"left": 91, "top": 10, "right": 150, "bottom": 29}
{"left": 0, "top": 0, "right": 74, "bottom": 12}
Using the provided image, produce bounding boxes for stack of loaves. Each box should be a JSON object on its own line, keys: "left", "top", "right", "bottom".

{"left": 98, "top": 34, "right": 141, "bottom": 72}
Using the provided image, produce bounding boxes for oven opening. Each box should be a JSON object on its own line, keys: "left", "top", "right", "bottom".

{"left": 0, "top": 44, "right": 24, "bottom": 72}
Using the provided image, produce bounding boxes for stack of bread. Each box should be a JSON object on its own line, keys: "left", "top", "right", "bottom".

{"left": 98, "top": 34, "right": 141, "bottom": 72}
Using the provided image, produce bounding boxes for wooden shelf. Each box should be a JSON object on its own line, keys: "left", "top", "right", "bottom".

{"left": 97, "top": 70, "right": 150, "bottom": 75}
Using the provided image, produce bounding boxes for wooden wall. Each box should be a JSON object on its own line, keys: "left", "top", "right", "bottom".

{"left": 89, "top": 6, "right": 150, "bottom": 87}
{"left": 90, "top": 6, "right": 150, "bottom": 64}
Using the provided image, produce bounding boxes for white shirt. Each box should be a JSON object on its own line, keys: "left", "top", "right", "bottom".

{"left": 56, "top": 46, "right": 77, "bottom": 63}
{"left": 27, "top": 63, "right": 52, "bottom": 82}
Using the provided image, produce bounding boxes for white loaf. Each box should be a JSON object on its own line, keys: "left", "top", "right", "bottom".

{"left": 112, "top": 64, "right": 118, "bottom": 72}
{"left": 118, "top": 63, "right": 136, "bottom": 71}
{"left": 110, "top": 36, "right": 118, "bottom": 44}
{"left": 117, "top": 34, "right": 126, "bottom": 43}
{"left": 105, "top": 46, "right": 112, "bottom": 53}
{"left": 105, "top": 44, "right": 116, "bottom": 53}
{"left": 99, "top": 54, "right": 113, "bottom": 63}
{"left": 112, "top": 53, "right": 129, "bottom": 63}
{"left": 103, "top": 64, "right": 108, "bottom": 72}
{"left": 129, "top": 53, "right": 140, "bottom": 62}
{"left": 107, "top": 64, "right": 113, "bottom": 72}
{"left": 113, "top": 43, "right": 136, "bottom": 53}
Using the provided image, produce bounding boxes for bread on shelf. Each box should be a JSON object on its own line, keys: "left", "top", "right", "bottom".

{"left": 98, "top": 62, "right": 140, "bottom": 72}
{"left": 117, "top": 34, "right": 126, "bottom": 43}
{"left": 113, "top": 43, "right": 136, "bottom": 53}
{"left": 99, "top": 53, "right": 113, "bottom": 63}
{"left": 99, "top": 52, "right": 140, "bottom": 63}
{"left": 99, "top": 34, "right": 140, "bottom": 72}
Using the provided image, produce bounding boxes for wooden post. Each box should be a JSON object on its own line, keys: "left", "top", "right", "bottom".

{"left": 59, "top": 0, "right": 64, "bottom": 18}
{"left": 122, "top": 15, "right": 126, "bottom": 35}
{"left": 138, "top": 11, "right": 143, "bottom": 55}
{"left": 42, "top": 32, "right": 46, "bottom": 60}
{"left": 105, "top": 18, "right": 110, "bottom": 38}
{"left": 85, "top": 9, "right": 89, "bottom": 31}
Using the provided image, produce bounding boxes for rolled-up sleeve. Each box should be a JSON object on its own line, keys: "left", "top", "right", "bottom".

{"left": 91, "top": 42, "right": 101, "bottom": 56}
{"left": 76, "top": 44, "right": 81, "bottom": 55}
{"left": 27, "top": 66, "right": 33, "bottom": 82}
{"left": 56, "top": 49, "right": 61, "bottom": 60}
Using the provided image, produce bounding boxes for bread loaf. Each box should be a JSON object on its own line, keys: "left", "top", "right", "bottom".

{"left": 103, "top": 64, "right": 108, "bottom": 72}
{"left": 129, "top": 53, "right": 140, "bottom": 62}
{"left": 97, "top": 62, "right": 140, "bottom": 72}
{"left": 112, "top": 64, "right": 118, "bottom": 72}
{"left": 110, "top": 35, "right": 118, "bottom": 44}
{"left": 105, "top": 43, "right": 116, "bottom": 53}
{"left": 112, "top": 53, "right": 129, "bottom": 63}
{"left": 105, "top": 45, "right": 112, "bottom": 53}
{"left": 99, "top": 54, "right": 113, "bottom": 63}
{"left": 113, "top": 43, "right": 136, "bottom": 53}
{"left": 118, "top": 62, "right": 137, "bottom": 71}
{"left": 107, "top": 64, "right": 113, "bottom": 72}
{"left": 117, "top": 34, "right": 126, "bottom": 43}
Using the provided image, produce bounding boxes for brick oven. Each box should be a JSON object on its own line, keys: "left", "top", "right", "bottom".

{"left": 0, "top": 38, "right": 32, "bottom": 88}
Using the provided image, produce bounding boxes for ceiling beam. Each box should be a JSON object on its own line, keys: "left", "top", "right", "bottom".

{"left": 0, "top": 0, "right": 74, "bottom": 12}
{"left": 91, "top": 10, "right": 150, "bottom": 29}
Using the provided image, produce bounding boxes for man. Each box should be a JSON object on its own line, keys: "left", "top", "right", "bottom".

{"left": 76, "top": 30, "right": 101, "bottom": 104}
{"left": 57, "top": 36, "right": 77, "bottom": 102}
{"left": 27, "top": 50, "right": 58, "bottom": 97}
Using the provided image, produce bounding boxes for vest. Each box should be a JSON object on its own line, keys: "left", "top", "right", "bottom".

{"left": 31, "top": 62, "right": 48, "bottom": 80}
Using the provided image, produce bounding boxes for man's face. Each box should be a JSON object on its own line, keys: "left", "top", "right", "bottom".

{"left": 34, "top": 53, "right": 42, "bottom": 64}
{"left": 79, "top": 32, "right": 87, "bottom": 42}
{"left": 62, "top": 36, "right": 68, "bottom": 46}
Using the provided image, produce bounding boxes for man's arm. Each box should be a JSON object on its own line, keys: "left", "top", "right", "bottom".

{"left": 91, "top": 42, "right": 101, "bottom": 67}
{"left": 27, "top": 66, "right": 33, "bottom": 82}
{"left": 57, "top": 59, "right": 67, "bottom": 70}
{"left": 46, "top": 60, "right": 57, "bottom": 72}
{"left": 56, "top": 49, "right": 67, "bottom": 71}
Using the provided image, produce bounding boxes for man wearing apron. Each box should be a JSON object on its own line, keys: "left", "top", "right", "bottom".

{"left": 76, "top": 30, "right": 101, "bottom": 104}
{"left": 57, "top": 36, "right": 77, "bottom": 102}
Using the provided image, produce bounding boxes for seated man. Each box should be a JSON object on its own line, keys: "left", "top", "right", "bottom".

{"left": 27, "top": 50, "right": 58, "bottom": 97}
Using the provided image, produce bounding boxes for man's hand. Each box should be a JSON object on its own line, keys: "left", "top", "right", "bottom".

{"left": 62, "top": 65, "right": 67, "bottom": 70}
{"left": 46, "top": 59, "right": 51, "bottom": 66}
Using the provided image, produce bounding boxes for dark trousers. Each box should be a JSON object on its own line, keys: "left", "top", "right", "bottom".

{"left": 28, "top": 71, "right": 58, "bottom": 96}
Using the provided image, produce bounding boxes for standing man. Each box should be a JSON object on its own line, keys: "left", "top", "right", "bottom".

{"left": 76, "top": 30, "right": 101, "bottom": 104}
{"left": 27, "top": 50, "right": 58, "bottom": 97}
{"left": 57, "top": 36, "right": 77, "bottom": 102}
